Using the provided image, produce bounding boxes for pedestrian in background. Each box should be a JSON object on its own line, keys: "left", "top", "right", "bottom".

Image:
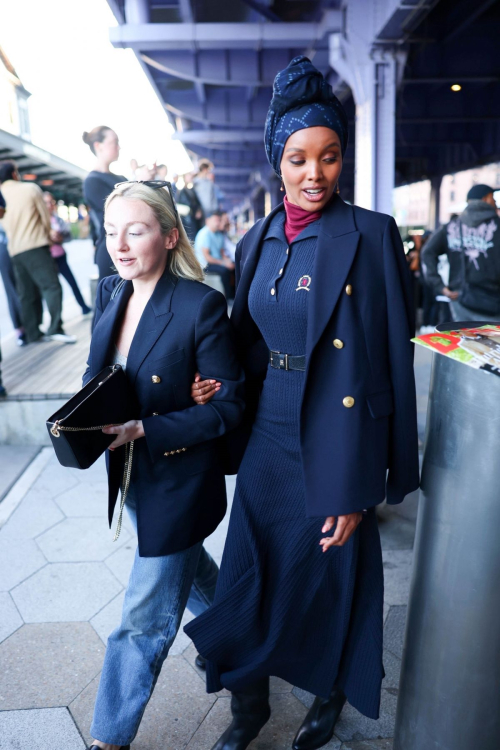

{"left": 0, "top": 160, "right": 75, "bottom": 344}
{"left": 194, "top": 211, "right": 235, "bottom": 299}
{"left": 0, "top": 187, "right": 25, "bottom": 345}
{"left": 422, "top": 184, "right": 500, "bottom": 322}
{"left": 406, "top": 230, "right": 438, "bottom": 334}
{"left": 177, "top": 171, "right": 204, "bottom": 240}
{"left": 82, "top": 126, "right": 126, "bottom": 282}
{"left": 43, "top": 192, "right": 91, "bottom": 316}
{"left": 219, "top": 211, "right": 237, "bottom": 262}
{"left": 194, "top": 159, "right": 218, "bottom": 217}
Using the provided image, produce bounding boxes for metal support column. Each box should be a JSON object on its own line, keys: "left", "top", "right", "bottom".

{"left": 329, "top": 0, "right": 406, "bottom": 213}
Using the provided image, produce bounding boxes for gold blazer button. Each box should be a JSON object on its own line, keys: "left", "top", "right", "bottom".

{"left": 343, "top": 396, "right": 355, "bottom": 408}
{"left": 333, "top": 339, "right": 344, "bottom": 349}
{"left": 151, "top": 375, "right": 161, "bottom": 384}
{"left": 345, "top": 284, "right": 353, "bottom": 296}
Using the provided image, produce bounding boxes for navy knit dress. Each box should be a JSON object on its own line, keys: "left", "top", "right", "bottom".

{"left": 185, "top": 211, "right": 384, "bottom": 720}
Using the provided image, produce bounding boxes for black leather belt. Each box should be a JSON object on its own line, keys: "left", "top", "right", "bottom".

{"left": 269, "top": 350, "right": 306, "bottom": 371}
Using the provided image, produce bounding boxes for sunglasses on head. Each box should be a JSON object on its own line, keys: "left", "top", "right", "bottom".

{"left": 114, "top": 180, "right": 179, "bottom": 224}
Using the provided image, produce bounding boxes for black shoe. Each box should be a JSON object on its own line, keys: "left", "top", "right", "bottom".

{"left": 89, "top": 745, "right": 130, "bottom": 749}
{"left": 211, "top": 678, "right": 271, "bottom": 750}
{"left": 0, "top": 385, "right": 6, "bottom": 398}
{"left": 292, "top": 687, "right": 346, "bottom": 750}
{"left": 195, "top": 653, "right": 207, "bottom": 670}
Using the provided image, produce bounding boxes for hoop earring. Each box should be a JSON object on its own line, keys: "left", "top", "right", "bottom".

{"left": 280, "top": 180, "right": 285, "bottom": 192}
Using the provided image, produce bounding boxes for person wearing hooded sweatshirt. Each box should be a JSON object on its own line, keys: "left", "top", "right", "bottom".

{"left": 421, "top": 184, "right": 500, "bottom": 321}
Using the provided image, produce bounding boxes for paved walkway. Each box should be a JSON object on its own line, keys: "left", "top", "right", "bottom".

{"left": 0, "top": 346, "right": 432, "bottom": 750}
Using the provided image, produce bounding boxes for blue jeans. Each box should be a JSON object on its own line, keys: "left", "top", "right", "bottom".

{"left": 91, "top": 493, "right": 219, "bottom": 745}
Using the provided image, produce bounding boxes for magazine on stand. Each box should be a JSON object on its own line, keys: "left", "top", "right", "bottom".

{"left": 413, "top": 325, "right": 500, "bottom": 377}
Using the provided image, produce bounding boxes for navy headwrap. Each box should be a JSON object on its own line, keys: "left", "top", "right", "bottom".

{"left": 265, "top": 56, "right": 349, "bottom": 178}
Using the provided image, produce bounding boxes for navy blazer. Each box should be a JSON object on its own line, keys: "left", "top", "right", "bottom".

{"left": 228, "top": 195, "right": 420, "bottom": 517}
{"left": 83, "top": 270, "right": 245, "bottom": 556}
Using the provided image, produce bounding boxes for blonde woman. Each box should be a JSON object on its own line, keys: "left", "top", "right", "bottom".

{"left": 84, "top": 180, "right": 244, "bottom": 750}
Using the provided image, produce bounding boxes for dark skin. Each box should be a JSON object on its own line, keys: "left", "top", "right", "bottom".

{"left": 191, "top": 126, "right": 362, "bottom": 550}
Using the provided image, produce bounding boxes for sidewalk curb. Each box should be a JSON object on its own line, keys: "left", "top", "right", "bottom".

{"left": 0, "top": 447, "right": 53, "bottom": 528}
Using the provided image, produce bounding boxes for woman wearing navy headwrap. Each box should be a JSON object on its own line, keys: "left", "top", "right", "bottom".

{"left": 186, "top": 56, "right": 419, "bottom": 750}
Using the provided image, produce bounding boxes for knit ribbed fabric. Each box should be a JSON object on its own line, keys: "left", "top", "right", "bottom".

{"left": 185, "top": 211, "right": 384, "bottom": 719}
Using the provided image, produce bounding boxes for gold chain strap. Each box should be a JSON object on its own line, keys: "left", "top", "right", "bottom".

{"left": 114, "top": 440, "right": 134, "bottom": 541}
{"left": 49, "top": 420, "right": 133, "bottom": 542}
{"left": 50, "top": 421, "right": 121, "bottom": 437}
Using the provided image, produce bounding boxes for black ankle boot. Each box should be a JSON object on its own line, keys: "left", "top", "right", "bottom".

{"left": 292, "top": 686, "right": 346, "bottom": 750}
{"left": 211, "top": 678, "right": 271, "bottom": 750}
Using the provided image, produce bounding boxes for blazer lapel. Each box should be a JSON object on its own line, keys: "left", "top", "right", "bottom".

{"left": 306, "top": 196, "right": 360, "bottom": 359}
{"left": 90, "top": 280, "right": 133, "bottom": 376}
{"left": 125, "top": 272, "right": 176, "bottom": 383}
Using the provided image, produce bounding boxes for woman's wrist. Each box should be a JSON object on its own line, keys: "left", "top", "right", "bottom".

{"left": 133, "top": 420, "right": 145, "bottom": 439}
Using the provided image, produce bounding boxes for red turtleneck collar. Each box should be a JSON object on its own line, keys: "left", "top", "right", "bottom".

{"left": 283, "top": 195, "right": 322, "bottom": 245}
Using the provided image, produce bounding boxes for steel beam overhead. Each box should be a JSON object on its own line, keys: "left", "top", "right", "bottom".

{"left": 173, "top": 130, "right": 264, "bottom": 143}
{"left": 105, "top": 0, "right": 500, "bottom": 208}
{"left": 240, "top": 0, "right": 281, "bottom": 23}
{"left": 140, "top": 49, "right": 298, "bottom": 87}
{"left": 109, "top": 12, "right": 342, "bottom": 51}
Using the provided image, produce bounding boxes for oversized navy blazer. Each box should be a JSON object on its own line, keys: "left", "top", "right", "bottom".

{"left": 227, "top": 194, "right": 420, "bottom": 517}
{"left": 83, "top": 270, "right": 245, "bottom": 557}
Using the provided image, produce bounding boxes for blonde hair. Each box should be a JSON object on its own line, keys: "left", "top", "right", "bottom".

{"left": 105, "top": 182, "right": 204, "bottom": 282}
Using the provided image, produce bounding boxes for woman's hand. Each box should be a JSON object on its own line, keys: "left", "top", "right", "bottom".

{"left": 442, "top": 286, "right": 459, "bottom": 300}
{"left": 104, "top": 420, "right": 145, "bottom": 450}
{"left": 320, "top": 513, "right": 363, "bottom": 552}
{"left": 191, "top": 372, "right": 220, "bottom": 405}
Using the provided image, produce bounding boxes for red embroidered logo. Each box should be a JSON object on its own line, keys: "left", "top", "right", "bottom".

{"left": 296, "top": 275, "right": 311, "bottom": 291}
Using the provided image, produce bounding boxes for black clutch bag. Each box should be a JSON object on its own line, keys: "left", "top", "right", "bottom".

{"left": 46, "top": 364, "right": 136, "bottom": 469}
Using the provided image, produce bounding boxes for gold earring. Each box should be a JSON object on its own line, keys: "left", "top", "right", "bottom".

{"left": 280, "top": 180, "right": 285, "bottom": 192}
{"left": 335, "top": 182, "right": 340, "bottom": 194}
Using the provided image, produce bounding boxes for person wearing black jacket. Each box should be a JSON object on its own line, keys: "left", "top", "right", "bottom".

{"left": 82, "top": 126, "right": 126, "bottom": 283}
{"left": 177, "top": 171, "right": 205, "bottom": 240}
{"left": 422, "top": 184, "right": 500, "bottom": 321}
{"left": 84, "top": 180, "right": 244, "bottom": 750}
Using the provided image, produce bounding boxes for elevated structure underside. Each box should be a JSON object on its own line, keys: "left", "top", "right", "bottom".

{"left": 107, "top": 0, "right": 500, "bottom": 210}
